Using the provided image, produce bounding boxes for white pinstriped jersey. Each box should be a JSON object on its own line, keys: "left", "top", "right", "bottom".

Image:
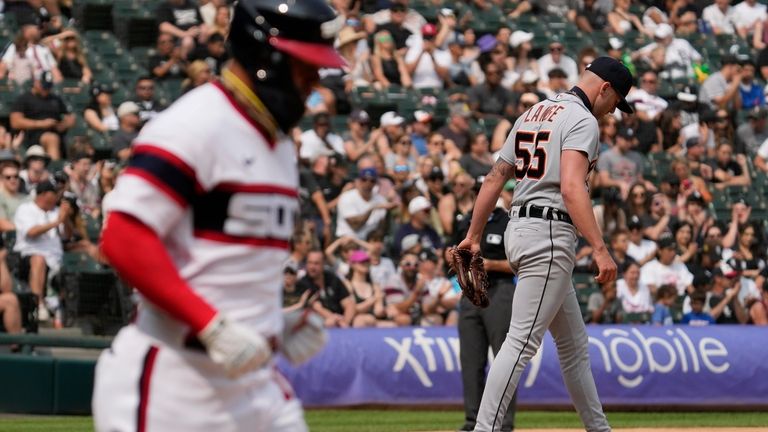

{"left": 104, "top": 81, "right": 298, "bottom": 340}
{"left": 498, "top": 92, "right": 599, "bottom": 212}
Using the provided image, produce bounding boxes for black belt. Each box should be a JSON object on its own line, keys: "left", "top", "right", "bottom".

{"left": 513, "top": 203, "right": 573, "bottom": 225}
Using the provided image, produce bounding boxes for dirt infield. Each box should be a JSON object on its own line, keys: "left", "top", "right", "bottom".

{"left": 428, "top": 429, "right": 768, "bottom": 432}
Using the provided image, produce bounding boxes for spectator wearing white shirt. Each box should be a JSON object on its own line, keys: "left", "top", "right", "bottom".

{"left": 640, "top": 233, "right": 694, "bottom": 297}
{"left": 335, "top": 166, "right": 397, "bottom": 240}
{"left": 627, "top": 70, "right": 669, "bottom": 123}
{"left": 751, "top": 132, "right": 768, "bottom": 173}
{"left": 627, "top": 215, "right": 658, "bottom": 266}
{"left": 0, "top": 16, "right": 63, "bottom": 86}
{"left": 537, "top": 38, "right": 578, "bottom": 88}
{"left": 13, "top": 181, "right": 70, "bottom": 321}
{"left": 616, "top": 262, "right": 654, "bottom": 313}
{"left": 298, "top": 112, "right": 345, "bottom": 164}
{"left": 732, "top": 0, "right": 767, "bottom": 41}
{"left": 634, "top": 23, "right": 702, "bottom": 79}
{"left": 405, "top": 24, "right": 451, "bottom": 89}
{"left": 702, "top": 0, "right": 737, "bottom": 35}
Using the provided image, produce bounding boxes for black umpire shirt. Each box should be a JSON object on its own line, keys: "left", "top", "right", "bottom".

{"left": 456, "top": 207, "right": 512, "bottom": 285}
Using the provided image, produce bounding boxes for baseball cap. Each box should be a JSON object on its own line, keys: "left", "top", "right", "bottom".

{"left": 584, "top": 56, "right": 634, "bottom": 113}
{"left": 654, "top": 23, "right": 673, "bottom": 39}
{"left": 521, "top": 70, "right": 539, "bottom": 84}
{"left": 677, "top": 86, "right": 698, "bottom": 103}
{"left": 418, "top": 249, "right": 438, "bottom": 263}
{"left": 23, "top": 145, "right": 50, "bottom": 166}
{"left": 349, "top": 109, "right": 370, "bottom": 124}
{"left": 427, "top": 166, "right": 444, "bottom": 180}
{"left": 408, "top": 196, "right": 431, "bottom": 214}
{"left": 477, "top": 34, "right": 498, "bottom": 53}
{"left": 0, "top": 150, "right": 19, "bottom": 168}
{"left": 413, "top": 110, "right": 433, "bottom": 123}
{"left": 421, "top": 23, "right": 437, "bottom": 38}
{"left": 380, "top": 111, "right": 405, "bottom": 127}
{"left": 714, "top": 261, "right": 739, "bottom": 278}
{"left": 657, "top": 233, "right": 676, "bottom": 249}
{"left": 283, "top": 263, "right": 298, "bottom": 274}
{"left": 687, "top": 191, "right": 705, "bottom": 205}
{"left": 91, "top": 83, "right": 114, "bottom": 98}
{"left": 358, "top": 167, "right": 378, "bottom": 179}
{"left": 684, "top": 137, "right": 701, "bottom": 149}
{"left": 400, "top": 233, "right": 420, "bottom": 252}
{"left": 349, "top": 249, "right": 370, "bottom": 263}
{"left": 628, "top": 215, "right": 643, "bottom": 230}
{"left": 38, "top": 71, "right": 54, "bottom": 90}
{"left": 390, "top": 2, "right": 407, "bottom": 12}
{"left": 449, "top": 103, "right": 471, "bottom": 118}
{"left": 720, "top": 54, "right": 740, "bottom": 67}
{"left": 117, "top": 101, "right": 140, "bottom": 118}
{"left": 509, "top": 30, "right": 533, "bottom": 48}
{"left": 607, "top": 37, "right": 624, "bottom": 51}
{"left": 35, "top": 180, "right": 56, "bottom": 195}
{"left": 617, "top": 127, "right": 635, "bottom": 139}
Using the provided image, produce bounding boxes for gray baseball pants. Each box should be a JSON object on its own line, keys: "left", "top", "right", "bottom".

{"left": 473, "top": 216, "right": 610, "bottom": 432}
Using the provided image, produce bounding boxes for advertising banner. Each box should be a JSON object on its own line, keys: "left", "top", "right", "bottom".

{"left": 278, "top": 326, "right": 768, "bottom": 407}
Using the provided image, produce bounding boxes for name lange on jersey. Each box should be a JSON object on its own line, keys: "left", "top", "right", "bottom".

{"left": 523, "top": 104, "right": 565, "bottom": 123}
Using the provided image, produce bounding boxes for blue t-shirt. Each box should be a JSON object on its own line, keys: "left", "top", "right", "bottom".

{"left": 739, "top": 83, "right": 765, "bottom": 110}
{"left": 681, "top": 311, "right": 716, "bottom": 326}
{"left": 652, "top": 303, "right": 673, "bottom": 325}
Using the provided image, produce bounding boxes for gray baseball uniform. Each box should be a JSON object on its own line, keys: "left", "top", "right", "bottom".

{"left": 473, "top": 92, "right": 611, "bottom": 432}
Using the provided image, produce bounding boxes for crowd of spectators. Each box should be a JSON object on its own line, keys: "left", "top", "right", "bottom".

{"left": 0, "top": 0, "right": 767, "bottom": 334}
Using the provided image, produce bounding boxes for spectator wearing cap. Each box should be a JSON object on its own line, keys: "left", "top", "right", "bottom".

{"left": 699, "top": 55, "right": 743, "bottom": 111}
{"left": 634, "top": 23, "right": 701, "bottom": 80}
{"left": 517, "top": 70, "right": 547, "bottom": 102}
{"left": 132, "top": 76, "right": 166, "bottom": 125}
{"left": 626, "top": 215, "right": 659, "bottom": 266}
{"left": 281, "top": 263, "right": 303, "bottom": 310}
{"left": 575, "top": 0, "right": 608, "bottom": 32}
{"left": 597, "top": 127, "right": 650, "bottom": 199}
{"left": 83, "top": 83, "right": 118, "bottom": 133}
{"left": 392, "top": 196, "right": 442, "bottom": 260}
{"left": 367, "top": 1, "right": 425, "bottom": 44}
{"left": 507, "top": 30, "right": 538, "bottom": 78}
{"left": 19, "top": 145, "right": 50, "bottom": 192}
{"left": 111, "top": 101, "right": 142, "bottom": 162}
{"left": 418, "top": 249, "right": 458, "bottom": 326}
{"left": 0, "top": 153, "right": 27, "bottom": 233}
{"left": 738, "top": 61, "right": 765, "bottom": 109}
{"left": 372, "top": 111, "right": 406, "bottom": 156}
{"left": 437, "top": 103, "right": 472, "bottom": 153}
{"left": 409, "top": 110, "right": 433, "bottom": 156}
{"left": 371, "top": 30, "right": 413, "bottom": 90}
{"left": 468, "top": 62, "right": 515, "bottom": 120}
{"left": 459, "top": 133, "right": 494, "bottom": 182}
{"left": 148, "top": 34, "right": 188, "bottom": 81}
{"left": 14, "top": 180, "right": 71, "bottom": 321}
{"left": 335, "top": 162, "right": 396, "bottom": 241}
{"left": 341, "top": 109, "right": 372, "bottom": 162}
{"left": 673, "top": 86, "right": 700, "bottom": 127}
{"left": 0, "top": 15, "right": 63, "bottom": 86}
{"left": 737, "top": 107, "right": 768, "bottom": 154}
{"left": 297, "top": 250, "right": 357, "bottom": 328}
{"left": 640, "top": 233, "right": 695, "bottom": 297}
{"left": 540, "top": 68, "right": 569, "bottom": 98}
{"left": 298, "top": 112, "right": 346, "bottom": 165}
{"left": 607, "top": 0, "right": 648, "bottom": 36}
{"left": 10, "top": 72, "right": 74, "bottom": 160}
{"left": 710, "top": 142, "right": 750, "bottom": 190}
{"left": 732, "top": 0, "right": 767, "bottom": 42}
{"left": 703, "top": 0, "right": 737, "bottom": 36}
{"left": 345, "top": 248, "right": 389, "bottom": 327}
{"left": 698, "top": 264, "right": 749, "bottom": 324}
{"left": 405, "top": 23, "right": 451, "bottom": 90}
{"left": 627, "top": 71, "right": 669, "bottom": 123}
{"left": 538, "top": 38, "right": 578, "bottom": 88}
{"left": 422, "top": 164, "right": 446, "bottom": 208}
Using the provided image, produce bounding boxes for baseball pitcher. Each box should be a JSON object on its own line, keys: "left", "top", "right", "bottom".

{"left": 458, "top": 56, "right": 634, "bottom": 432}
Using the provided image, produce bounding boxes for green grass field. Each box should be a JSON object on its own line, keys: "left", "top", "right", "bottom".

{"left": 2, "top": 410, "right": 768, "bottom": 432}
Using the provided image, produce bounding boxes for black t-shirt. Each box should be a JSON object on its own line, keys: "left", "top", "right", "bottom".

{"left": 59, "top": 57, "right": 83, "bottom": 80}
{"left": 148, "top": 54, "right": 186, "bottom": 80}
{"left": 111, "top": 129, "right": 139, "bottom": 160}
{"left": 459, "top": 154, "right": 493, "bottom": 182}
{"left": 156, "top": 0, "right": 203, "bottom": 30}
{"left": 437, "top": 124, "right": 471, "bottom": 153}
{"left": 374, "top": 23, "right": 412, "bottom": 50}
{"left": 316, "top": 174, "right": 345, "bottom": 206}
{"left": 468, "top": 83, "right": 514, "bottom": 117}
{"left": 298, "top": 168, "right": 321, "bottom": 219}
{"left": 708, "top": 292, "right": 740, "bottom": 324}
{"left": 11, "top": 91, "right": 69, "bottom": 147}
{"left": 297, "top": 271, "right": 350, "bottom": 314}
{"left": 189, "top": 45, "right": 229, "bottom": 75}
{"left": 710, "top": 159, "right": 742, "bottom": 183}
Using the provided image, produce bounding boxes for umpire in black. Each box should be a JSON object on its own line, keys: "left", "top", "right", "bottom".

{"left": 455, "top": 200, "right": 516, "bottom": 432}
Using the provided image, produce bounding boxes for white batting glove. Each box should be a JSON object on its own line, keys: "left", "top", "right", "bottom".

{"left": 198, "top": 315, "right": 272, "bottom": 378}
{"left": 281, "top": 308, "right": 328, "bottom": 365}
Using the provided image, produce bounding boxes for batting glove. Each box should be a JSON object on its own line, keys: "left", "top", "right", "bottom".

{"left": 281, "top": 308, "right": 328, "bottom": 365}
{"left": 198, "top": 315, "right": 272, "bottom": 378}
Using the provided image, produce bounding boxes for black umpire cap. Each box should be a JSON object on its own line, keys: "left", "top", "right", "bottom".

{"left": 584, "top": 56, "right": 634, "bottom": 114}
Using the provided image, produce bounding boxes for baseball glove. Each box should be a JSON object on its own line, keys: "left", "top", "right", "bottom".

{"left": 449, "top": 247, "right": 490, "bottom": 308}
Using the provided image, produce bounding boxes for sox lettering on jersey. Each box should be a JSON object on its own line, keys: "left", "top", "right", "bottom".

{"left": 224, "top": 193, "right": 297, "bottom": 239}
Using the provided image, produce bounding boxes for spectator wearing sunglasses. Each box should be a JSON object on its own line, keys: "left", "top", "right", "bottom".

{"left": 335, "top": 162, "right": 397, "bottom": 241}
{"left": 537, "top": 38, "right": 578, "bottom": 88}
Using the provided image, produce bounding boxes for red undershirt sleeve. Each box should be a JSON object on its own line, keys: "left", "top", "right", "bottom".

{"left": 100, "top": 211, "right": 217, "bottom": 334}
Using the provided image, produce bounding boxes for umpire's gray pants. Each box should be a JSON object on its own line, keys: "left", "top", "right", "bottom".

{"left": 473, "top": 217, "right": 610, "bottom": 432}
